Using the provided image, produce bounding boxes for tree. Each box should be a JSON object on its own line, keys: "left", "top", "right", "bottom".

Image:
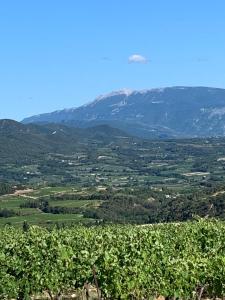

{"left": 22, "top": 221, "right": 29, "bottom": 232}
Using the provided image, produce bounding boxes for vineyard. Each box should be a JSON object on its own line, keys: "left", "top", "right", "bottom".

{"left": 0, "top": 219, "right": 225, "bottom": 299}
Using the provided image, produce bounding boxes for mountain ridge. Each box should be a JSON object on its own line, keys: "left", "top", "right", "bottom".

{"left": 22, "top": 86, "right": 225, "bottom": 138}
{"left": 0, "top": 119, "right": 132, "bottom": 163}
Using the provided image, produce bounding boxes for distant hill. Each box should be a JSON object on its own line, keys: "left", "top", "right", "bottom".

{"left": 0, "top": 119, "right": 130, "bottom": 163}
{"left": 22, "top": 86, "right": 225, "bottom": 138}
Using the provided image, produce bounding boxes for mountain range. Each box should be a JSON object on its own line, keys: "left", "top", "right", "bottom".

{"left": 22, "top": 86, "right": 225, "bottom": 138}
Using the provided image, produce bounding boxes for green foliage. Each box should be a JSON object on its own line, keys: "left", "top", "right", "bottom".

{"left": 3, "top": 120, "right": 225, "bottom": 227}
{"left": 0, "top": 209, "right": 16, "bottom": 218}
{"left": 0, "top": 219, "right": 225, "bottom": 299}
{"left": 83, "top": 187, "right": 225, "bottom": 224}
{"left": 22, "top": 221, "right": 29, "bottom": 232}
{"left": 0, "top": 183, "right": 13, "bottom": 196}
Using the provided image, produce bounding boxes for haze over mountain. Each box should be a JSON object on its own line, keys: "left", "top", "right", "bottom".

{"left": 22, "top": 87, "right": 225, "bottom": 138}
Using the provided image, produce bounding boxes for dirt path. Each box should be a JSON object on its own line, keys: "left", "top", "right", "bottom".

{"left": 13, "top": 188, "right": 34, "bottom": 195}
{"left": 212, "top": 190, "right": 225, "bottom": 197}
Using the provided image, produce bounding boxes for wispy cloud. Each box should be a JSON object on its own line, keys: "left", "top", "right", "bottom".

{"left": 196, "top": 57, "right": 208, "bottom": 63}
{"left": 128, "top": 54, "right": 148, "bottom": 64}
{"left": 101, "top": 56, "right": 112, "bottom": 61}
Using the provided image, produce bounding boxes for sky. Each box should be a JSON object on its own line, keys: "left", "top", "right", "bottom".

{"left": 1, "top": 0, "right": 225, "bottom": 121}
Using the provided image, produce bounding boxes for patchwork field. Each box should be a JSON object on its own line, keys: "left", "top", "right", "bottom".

{"left": 1, "top": 136, "right": 225, "bottom": 227}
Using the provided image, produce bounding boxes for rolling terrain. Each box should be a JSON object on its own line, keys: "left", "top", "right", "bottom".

{"left": 1, "top": 119, "right": 225, "bottom": 227}
{"left": 0, "top": 119, "right": 130, "bottom": 163}
{"left": 1, "top": 118, "right": 225, "bottom": 299}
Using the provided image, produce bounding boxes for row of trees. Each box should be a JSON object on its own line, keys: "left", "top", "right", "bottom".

{"left": 0, "top": 182, "right": 13, "bottom": 196}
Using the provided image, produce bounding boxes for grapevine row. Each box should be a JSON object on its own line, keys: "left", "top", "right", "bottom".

{"left": 0, "top": 219, "right": 224, "bottom": 299}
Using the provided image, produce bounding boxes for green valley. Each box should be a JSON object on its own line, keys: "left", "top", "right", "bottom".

{"left": 1, "top": 120, "right": 225, "bottom": 227}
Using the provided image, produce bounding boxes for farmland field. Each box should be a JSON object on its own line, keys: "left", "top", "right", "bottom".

{"left": 0, "top": 131, "right": 223, "bottom": 298}
{"left": 1, "top": 136, "right": 225, "bottom": 227}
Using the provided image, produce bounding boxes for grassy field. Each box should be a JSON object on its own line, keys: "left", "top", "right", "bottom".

{"left": 0, "top": 196, "right": 26, "bottom": 209}
{"left": 0, "top": 212, "right": 86, "bottom": 227}
{"left": 0, "top": 186, "right": 96, "bottom": 227}
{"left": 48, "top": 199, "right": 102, "bottom": 208}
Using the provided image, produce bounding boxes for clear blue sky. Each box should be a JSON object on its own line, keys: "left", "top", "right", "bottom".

{"left": 1, "top": 0, "right": 225, "bottom": 120}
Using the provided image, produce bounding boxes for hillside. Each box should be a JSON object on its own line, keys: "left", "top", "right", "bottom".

{"left": 22, "top": 86, "right": 225, "bottom": 138}
{"left": 0, "top": 119, "right": 131, "bottom": 163}
{"left": 1, "top": 119, "right": 225, "bottom": 226}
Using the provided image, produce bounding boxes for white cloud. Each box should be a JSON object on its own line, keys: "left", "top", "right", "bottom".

{"left": 128, "top": 54, "right": 148, "bottom": 64}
